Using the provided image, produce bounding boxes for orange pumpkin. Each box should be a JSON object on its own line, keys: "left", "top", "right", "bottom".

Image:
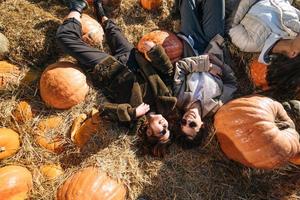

{"left": 81, "top": 14, "right": 104, "bottom": 46}
{"left": 0, "top": 165, "right": 33, "bottom": 200}
{"left": 0, "top": 61, "right": 21, "bottom": 89}
{"left": 71, "top": 109, "right": 101, "bottom": 148}
{"left": 57, "top": 167, "right": 126, "bottom": 200}
{"left": 289, "top": 154, "right": 300, "bottom": 165}
{"left": 35, "top": 116, "right": 65, "bottom": 153}
{"left": 40, "top": 164, "right": 63, "bottom": 180}
{"left": 40, "top": 62, "right": 89, "bottom": 109}
{"left": 214, "top": 95, "right": 300, "bottom": 169}
{"left": 12, "top": 101, "right": 33, "bottom": 124}
{"left": 249, "top": 59, "right": 269, "bottom": 91}
{"left": 140, "top": 0, "right": 162, "bottom": 10}
{"left": 0, "top": 128, "right": 20, "bottom": 160}
{"left": 137, "top": 30, "right": 183, "bottom": 64}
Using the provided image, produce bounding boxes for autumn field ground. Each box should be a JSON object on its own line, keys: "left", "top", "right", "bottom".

{"left": 1, "top": 0, "right": 300, "bottom": 199}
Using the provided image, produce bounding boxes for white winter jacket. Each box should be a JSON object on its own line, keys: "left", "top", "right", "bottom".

{"left": 227, "top": 0, "right": 300, "bottom": 64}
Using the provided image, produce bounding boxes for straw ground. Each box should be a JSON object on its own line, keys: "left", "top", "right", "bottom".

{"left": 1, "top": 0, "right": 300, "bottom": 199}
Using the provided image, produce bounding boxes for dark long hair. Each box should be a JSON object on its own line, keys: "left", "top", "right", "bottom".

{"left": 138, "top": 120, "right": 173, "bottom": 157}
{"left": 175, "top": 125, "right": 208, "bottom": 149}
{"left": 267, "top": 55, "right": 300, "bottom": 99}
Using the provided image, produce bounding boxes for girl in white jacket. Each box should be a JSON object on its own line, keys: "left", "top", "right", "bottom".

{"left": 227, "top": 0, "right": 300, "bottom": 64}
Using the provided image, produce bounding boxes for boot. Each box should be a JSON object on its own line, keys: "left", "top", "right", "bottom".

{"left": 93, "top": 0, "right": 106, "bottom": 22}
{"left": 69, "top": 0, "right": 88, "bottom": 14}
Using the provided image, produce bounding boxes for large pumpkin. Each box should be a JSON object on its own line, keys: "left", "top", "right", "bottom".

{"left": 40, "top": 62, "right": 89, "bottom": 109}
{"left": 0, "top": 165, "right": 33, "bottom": 200}
{"left": 140, "top": 0, "right": 162, "bottom": 10}
{"left": 57, "top": 167, "right": 126, "bottom": 200}
{"left": 0, "top": 61, "right": 21, "bottom": 89}
{"left": 137, "top": 30, "right": 183, "bottom": 64}
{"left": 214, "top": 95, "right": 300, "bottom": 169}
{"left": 0, "top": 128, "right": 20, "bottom": 160}
{"left": 81, "top": 14, "right": 104, "bottom": 46}
{"left": 0, "top": 33, "right": 9, "bottom": 60}
{"left": 12, "top": 101, "right": 33, "bottom": 124}
{"left": 35, "top": 116, "right": 65, "bottom": 153}
{"left": 249, "top": 59, "right": 269, "bottom": 91}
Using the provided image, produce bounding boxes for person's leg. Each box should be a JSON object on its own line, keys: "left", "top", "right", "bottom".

{"left": 199, "top": 0, "right": 225, "bottom": 40}
{"left": 178, "top": 0, "right": 224, "bottom": 54}
{"left": 94, "top": 0, "right": 138, "bottom": 71}
{"left": 56, "top": 12, "right": 110, "bottom": 69}
{"left": 178, "top": 0, "right": 204, "bottom": 53}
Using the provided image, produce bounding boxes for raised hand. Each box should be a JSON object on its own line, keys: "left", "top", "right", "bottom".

{"left": 135, "top": 103, "right": 150, "bottom": 118}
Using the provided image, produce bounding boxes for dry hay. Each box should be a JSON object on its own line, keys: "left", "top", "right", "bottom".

{"left": 1, "top": 0, "right": 300, "bottom": 200}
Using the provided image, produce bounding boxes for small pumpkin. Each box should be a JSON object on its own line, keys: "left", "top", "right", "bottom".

{"left": 214, "top": 95, "right": 300, "bottom": 169}
{"left": 12, "top": 101, "right": 33, "bottom": 124}
{"left": 137, "top": 30, "right": 183, "bottom": 64}
{"left": 0, "top": 165, "right": 33, "bottom": 200}
{"left": 40, "top": 164, "right": 63, "bottom": 180}
{"left": 0, "top": 128, "right": 20, "bottom": 160}
{"left": 81, "top": 14, "right": 104, "bottom": 46}
{"left": 249, "top": 58, "right": 269, "bottom": 91}
{"left": 35, "top": 116, "right": 65, "bottom": 153}
{"left": 57, "top": 167, "right": 126, "bottom": 200}
{"left": 71, "top": 109, "right": 101, "bottom": 148}
{"left": 140, "top": 0, "right": 162, "bottom": 10}
{"left": 0, "top": 61, "right": 21, "bottom": 89}
{"left": 0, "top": 33, "right": 9, "bottom": 60}
{"left": 40, "top": 62, "right": 89, "bottom": 109}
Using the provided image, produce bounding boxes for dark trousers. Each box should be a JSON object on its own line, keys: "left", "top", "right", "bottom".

{"left": 177, "top": 0, "right": 225, "bottom": 54}
{"left": 56, "top": 18, "right": 138, "bottom": 71}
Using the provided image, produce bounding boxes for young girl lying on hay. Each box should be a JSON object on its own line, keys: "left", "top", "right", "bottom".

{"left": 56, "top": 0, "right": 237, "bottom": 156}
{"left": 226, "top": 0, "right": 300, "bottom": 119}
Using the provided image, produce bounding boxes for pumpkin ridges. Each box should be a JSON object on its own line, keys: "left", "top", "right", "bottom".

{"left": 0, "top": 128, "right": 20, "bottom": 160}
{"left": 35, "top": 116, "right": 65, "bottom": 153}
{"left": 137, "top": 30, "right": 183, "bottom": 64}
{"left": 215, "top": 95, "right": 300, "bottom": 169}
{"left": 0, "top": 166, "right": 33, "bottom": 200}
{"left": 81, "top": 14, "right": 104, "bottom": 46}
{"left": 57, "top": 167, "right": 126, "bottom": 200}
{"left": 40, "top": 62, "right": 89, "bottom": 109}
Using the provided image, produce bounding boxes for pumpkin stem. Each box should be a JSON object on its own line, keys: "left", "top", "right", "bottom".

{"left": 0, "top": 146, "right": 5, "bottom": 152}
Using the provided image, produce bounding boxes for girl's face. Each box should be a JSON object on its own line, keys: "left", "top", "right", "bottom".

{"left": 147, "top": 114, "right": 170, "bottom": 142}
{"left": 180, "top": 108, "right": 203, "bottom": 140}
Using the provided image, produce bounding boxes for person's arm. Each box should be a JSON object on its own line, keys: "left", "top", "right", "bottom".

{"left": 146, "top": 45, "right": 174, "bottom": 78}
{"left": 173, "top": 55, "right": 211, "bottom": 95}
{"left": 99, "top": 102, "right": 149, "bottom": 122}
{"left": 209, "top": 54, "right": 237, "bottom": 104}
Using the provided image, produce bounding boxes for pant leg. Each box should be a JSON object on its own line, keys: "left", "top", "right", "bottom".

{"left": 199, "top": 0, "right": 225, "bottom": 40}
{"left": 178, "top": 0, "right": 224, "bottom": 54}
{"left": 56, "top": 18, "right": 110, "bottom": 69}
{"left": 103, "top": 20, "right": 139, "bottom": 72}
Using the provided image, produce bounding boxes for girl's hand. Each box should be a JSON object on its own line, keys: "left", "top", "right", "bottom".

{"left": 135, "top": 103, "right": 150, "bottom": 118}
{"left": 209, "top": 64, "right": 222, "bottom": 77}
